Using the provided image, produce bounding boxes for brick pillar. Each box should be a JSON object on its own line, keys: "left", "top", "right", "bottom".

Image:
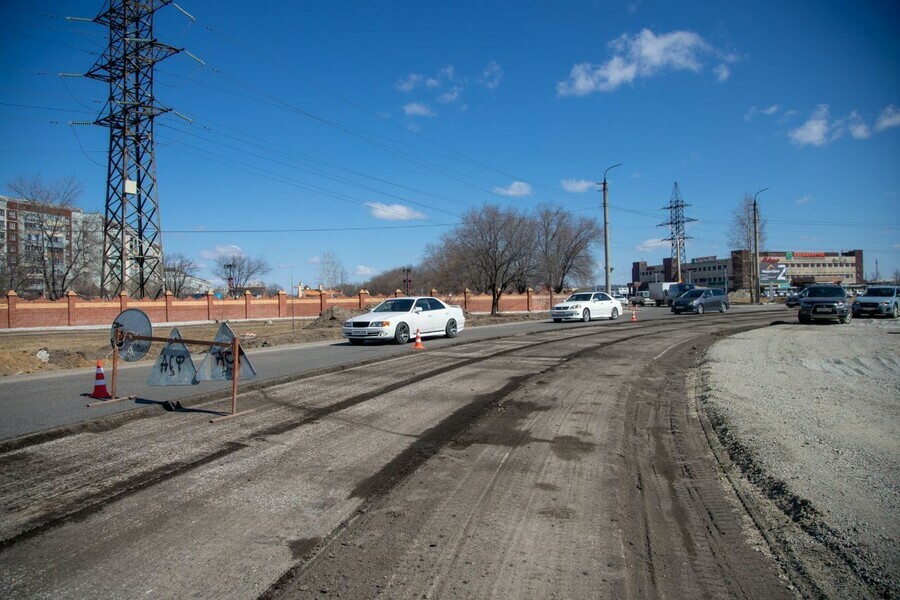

{"left": 395, "top": 289, "right": 402, "bottom": 298}
{"left": 67, "top": 290, "right": 78, "bottom": 326}
{"left": 7, "top": 290, "right": 19, "bottom": 329}
{"left": 277, "top": 290, "right": 287, "bottom": 317}
{"left": 164, "top": 290, "right": 173, "bottom": 323}
{"left": 358, "top": 289, "right": 368, "bottom": 309}
{"left": 207, "top": 291, "right": 215, "bottom": 321}
{"left": 526, "top": 287, "right": 532, "bottom": 312}
{"left": 244, "top": 290, "right": 252, "bottom": 319}
{"left": 463, "top": 288, "right": 469, "bottom": 312}
{"left": 119, "top": 291, "right": 129, "bottom": 312}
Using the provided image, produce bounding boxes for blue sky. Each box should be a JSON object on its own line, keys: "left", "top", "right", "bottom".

{"left": 2, "top": 0, "right": 899, "bottom": 290}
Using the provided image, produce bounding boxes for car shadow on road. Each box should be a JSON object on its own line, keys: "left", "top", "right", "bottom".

{"left": 133, "top": 397, "right": 223, "bottom": 416}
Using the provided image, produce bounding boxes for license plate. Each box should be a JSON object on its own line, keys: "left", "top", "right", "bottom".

{"left": 352, "top": 329, "right": 367, "bottom": 335}
{"left": 814, "top": 306, "right": 833, "bottom": 313}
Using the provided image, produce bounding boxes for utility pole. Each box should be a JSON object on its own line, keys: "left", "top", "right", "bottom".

{"left": 600, "top": 163, "right": 622, "bottom": 294}
{"left": 83, "top": 0, "right": 186, "bottom": 299}
{"left": 401, "top": 266, "right": 412, "bottom": 296}
{"left": 752, "top": 188, "right": 768, "bottom": 304}
{"left": 659, "top": 182, "right": 695, "bottom": 283}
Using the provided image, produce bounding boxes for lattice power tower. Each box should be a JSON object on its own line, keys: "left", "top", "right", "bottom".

{"left": 659, "top": 182, "right": 696, "bottom": 282}
{"left": 85, "top": 0, "right": 181, "bottom": 298}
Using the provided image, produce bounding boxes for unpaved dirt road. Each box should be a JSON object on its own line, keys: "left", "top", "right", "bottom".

{"left": 0, "top": 307, "right": 892, "bottom": 598}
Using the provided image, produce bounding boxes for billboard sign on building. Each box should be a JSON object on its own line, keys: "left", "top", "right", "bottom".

{"left": 760, "top": 263, "right": 788, "bottom": 284}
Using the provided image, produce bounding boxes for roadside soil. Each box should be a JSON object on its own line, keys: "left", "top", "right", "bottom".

{"left": 0, "top": 309, "right": 549, "bottom": 377}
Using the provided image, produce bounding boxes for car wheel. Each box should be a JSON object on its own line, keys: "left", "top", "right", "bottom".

{"left": 552, "top": 318, "right": 562, "bottom": 323}
{"left": 582, "top": 309, "right": 590, "bottom": 322}
{"left": 349, "top": 338, "right": 364, "bottom": 345}
{"left": 841, "top": 313, "right": 852, "bottom": 324}
{"left": 892, "top": 304, "right": 899, "bottom": 319}
{"left": 609, "top": 307, "right": 619, "bottom": 320}
{"left": 393, "top": 323, "right": 410, "bottom": 344}
{"left": 444, "top": 318, "right": 458, "bottom": 338}
{"left": 720, "top": 303, "right": 728, "bottom": 313}
{"left": 697, "top": 304, "right": 705, "bottom": 315}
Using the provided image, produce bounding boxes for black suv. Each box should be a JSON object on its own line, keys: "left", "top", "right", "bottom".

{"left": 798, "top": 284, "right": 851, "bottom": 324}
{"left": 671, "top": 287, "right": 729, "bottom": 314}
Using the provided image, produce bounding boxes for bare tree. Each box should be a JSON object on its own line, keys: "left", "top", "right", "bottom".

{"left": 727, "top": 193, "right": 768, "bottom": 294}
{"left": 535, "top": 204, "right": 602, "bottom": 293}
{"left": 428, "top": 205, "right": 535, "bottom": 315}
{"left": 318, "top": 251, "right": 348, "bottom": 290}
{"left": 163, "top": 252, "right": 199, "bottom": 298}
{"left": 0, "top": 253, "right": 32, "bottom": 295}
{"left": 213, "top": 254, "right": 271, "bottom": 296}
{"left": 6, "top": 174, "right": 92, "bottom": 299}
{"left": 363, "top": 266, "right": 413, "bottom": 296}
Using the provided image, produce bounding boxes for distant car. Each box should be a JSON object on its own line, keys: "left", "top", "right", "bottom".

{"left": 550, "top": 291, "right": 622, "bottom": 322}
{"left": 785, "top": 288, "right": 809, "bottom": 308}
{"left": 798, "top": 284, "right": 851, "bottom": 324}
{"left": 342, "top": 296, "right": 465, "bottom": 344}
{"left": 628, "top": 291, "right": 651, "bottom": 306}
{"left": 671, "top": 288, "right": 729, "bottom": 314}
{"left": 852, "top": 285, "right": 899, "bottom": 318}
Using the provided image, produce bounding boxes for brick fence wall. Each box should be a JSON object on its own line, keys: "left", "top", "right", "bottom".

{"left": 0, "top": 289, "right": 563, "bottom": 330}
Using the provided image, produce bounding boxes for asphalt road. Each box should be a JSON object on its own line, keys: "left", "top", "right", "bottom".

{"left": 0, "top": 304, "right": 731, "bottom": 442}
{"left": 0, "top": 305, "right": 795, "bottom": 598}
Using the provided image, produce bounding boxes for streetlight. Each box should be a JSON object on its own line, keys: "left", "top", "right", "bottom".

{"left": 600, "top": 163, "right": 623, "bottom": 295}
{"left": 752, "top": 188, "right": 768, "bottom": 304}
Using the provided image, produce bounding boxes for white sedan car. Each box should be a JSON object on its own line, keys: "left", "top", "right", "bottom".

{"left": 550, "top": 291, "right": 622, "bottom": 322}
{"left": 343, "top": 296, "right": 465, "bottom": 345}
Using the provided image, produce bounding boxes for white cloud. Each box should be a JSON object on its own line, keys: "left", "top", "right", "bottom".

{"left": 875, "top": 104, "right": 900, "bottom": 131}
{"left": 365, "top": 202, "right": 426, "bottom": 221}
{"left": 636, "top": 238, "right": 669, "bottom": 252}
{"left": 713, "top": 64, "right": 730, "bottom": 82}
{"left": 493, "top": 181, "right": 533, "bottom": 197}
{"left": 305, "top": 256, "right": 321, "bottom": 265}
{"left": 480, "top": 61, "right": 503, "bottom": 89}
{"left": 199, "top": 244, "right": 244, "bottom": 260}
{"left": 557, "top": 28, "right": 733, "bottom": 96}
{"left": 744, "top": 104, "right": 780, "bottom": 121}
{"left": 395, "top": 73, "right": 422, "bottom": 92}
{"left": 790, "top": 105, "right": 878, "bottom": 146}
{"left": 561, "top": 178, "right": 595, "bottom": 193}
{"left": 789, "top": 104, "right": 831, "bottom": 146}
{"left": 796, "top": 195, "right": 812, "bottom": 205}
{"left": 354, "top": 265, "right": 379, "bottom": 277}
{"left": 403, "top": 102, "right": 435, "bottom": 117}
{"left": 437, "top": 87, "right": 461, "bottom": 104}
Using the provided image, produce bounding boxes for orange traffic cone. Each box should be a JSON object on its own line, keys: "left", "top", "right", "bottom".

{"left": 631, "top": 307, "right": 637, "bottom": 322}
{"left": 413, "top": 328, "right": 424, "bottom": 350}
{"left": 90, "top": 360, "right": 112, "bottom": 399}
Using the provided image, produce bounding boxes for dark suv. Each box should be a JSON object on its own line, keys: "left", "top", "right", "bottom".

{"left": 671, "top": 288, "right": 729, "bottom": 314}
{"left": 798, "top": 284, "right": 851, "bottom": 324}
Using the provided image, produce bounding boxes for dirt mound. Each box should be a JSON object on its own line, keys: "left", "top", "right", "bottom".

{"left": 308, "top": 306, "right": 360, "bottom": 329}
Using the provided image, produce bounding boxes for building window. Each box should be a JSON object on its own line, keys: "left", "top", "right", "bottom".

{"left": 9, "top": 222, "right": 15, "bottom": 230}
{"left": 8, "top": 211, "right": 15, "bottom": 219}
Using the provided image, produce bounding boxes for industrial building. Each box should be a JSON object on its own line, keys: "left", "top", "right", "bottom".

{"left": 632, "top": 249, "right": 864, "bottom": 294}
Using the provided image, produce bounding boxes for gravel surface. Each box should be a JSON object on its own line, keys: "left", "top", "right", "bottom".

{"left": 701, "top": 316, "right": 900, "bottom": 596}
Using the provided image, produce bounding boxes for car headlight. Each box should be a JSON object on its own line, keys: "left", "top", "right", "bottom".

{"left": 343, "top": 321, "right": 352, "bottom": 327}
{"left": 369, "top": 320, "right": 390, "bottom": 327}
{"left": 570, "top": 304, "right": 581, "bottom": 309}
{"left": 881, "top": 301, "right": 890, "bottom": 306}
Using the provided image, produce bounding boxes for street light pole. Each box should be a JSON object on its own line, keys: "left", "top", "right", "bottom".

{"left": 752, "top": 188, "right": 768, "bottom": 304}
{"left": 601, "top": 163, "right": 623, "bottom": 295}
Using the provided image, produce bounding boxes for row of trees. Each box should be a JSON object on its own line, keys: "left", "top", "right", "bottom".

{"left": 353, "top": 205, "right": 603, "bottom": 315}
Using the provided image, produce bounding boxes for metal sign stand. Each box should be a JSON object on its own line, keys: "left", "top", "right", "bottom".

{"left": 88, "top": 311, "right": 256, "bottom": 422}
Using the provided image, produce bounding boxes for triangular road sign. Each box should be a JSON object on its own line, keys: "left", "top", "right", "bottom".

{"left": 148, "top": 328, "right": 198, "bottom": 386}
{"left": 196, "top": 323, "right": 257, "bottom": 382}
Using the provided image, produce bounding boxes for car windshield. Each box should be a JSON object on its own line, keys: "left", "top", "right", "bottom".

{"left": 865, "top": 288, "right": 895, "bottom": 297}
{"left": 681, "top": 289, "right": 704, "bottom": 299}
{"left": 372, "top": 299, "right": 414, "bottom": 312}
{"left": 806, "top": 287, "right": 844, "bottom": 298}
{"left": 566, "top": 293, "right": 593, "bottom": 302}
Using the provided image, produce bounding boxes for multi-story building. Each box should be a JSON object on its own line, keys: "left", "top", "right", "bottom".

{"left": 632, "top": 248, "right": 864, "bottom": 293}
{"left": 0, "top": 196, "right": 103, "bottom": 297}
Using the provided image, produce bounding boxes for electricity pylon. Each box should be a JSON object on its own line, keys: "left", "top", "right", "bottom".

{"left": 85, "top": 0, "right": 181, "bottom": 298}
{"left": 659, "top": 182, "right": 696, "bottom": 282}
